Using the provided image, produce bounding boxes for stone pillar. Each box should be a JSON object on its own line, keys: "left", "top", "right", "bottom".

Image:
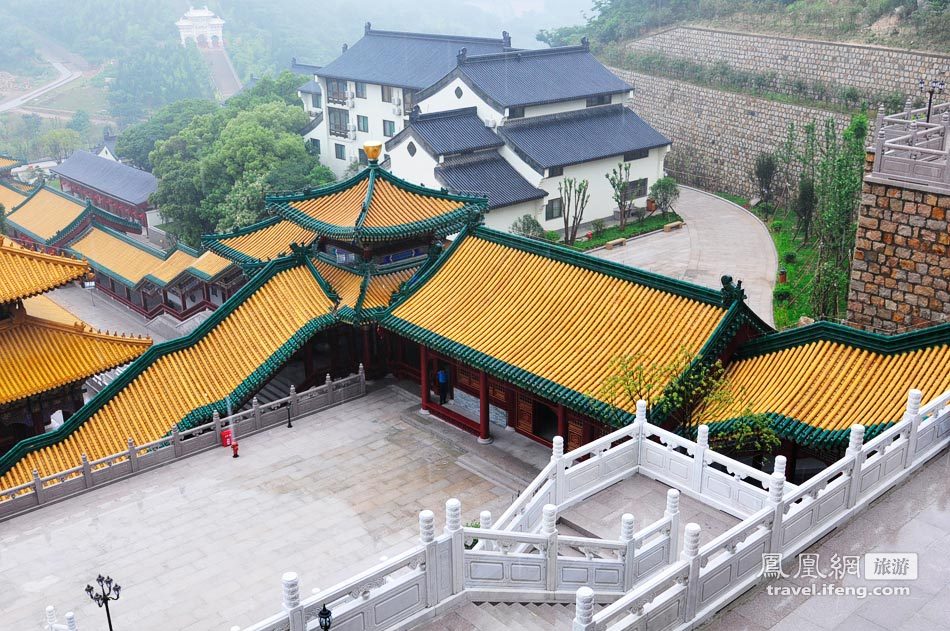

{"left": 682, "top": 523, "right": 702, "bottom": 619}
{"left": 479, "top": 509, "right": 493, "bottom": 551}
{"left": 541, "top": 504, "right": 558, "bottom": 591}
{"left": 572, "top": 586, "right": 595, "bottom": 631}
{"left": 478, "top": 370, "right": 492, "bottom": 444}
{"left": 420, "top": 509, "right": 439, "bottom": 606}
{"left": 903, "top": 388, "right": 923, "bottom": 469}
{"left": 282, "top": 572, "right": 305, "bottom": 631}
{"left": 620, "top": 512, "right": 637, "bottom": 589}
{"left": 665, "top": 489, "right": 681, "bottom": 562}
{"left": 846, "top": 424, "right": 866, "bottom": 509}
{"left": 445, "top": 498, "right": 464, "bottom": 594}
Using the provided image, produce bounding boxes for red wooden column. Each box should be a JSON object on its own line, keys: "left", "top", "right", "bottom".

{"left": 557, "top": 404, "right": 567, "bottom": 444}
{"left": 478, "top": 370, "right": 492, "bottom": 444}
{"left": 420, "top": 344, "right": 430, "bottom": 413}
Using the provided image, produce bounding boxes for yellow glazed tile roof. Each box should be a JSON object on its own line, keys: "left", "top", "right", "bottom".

{"left": 21, "top": 295, "right": 84, "bottom": 326}
{"left": 7, "top": 188, "right": 85, "bottom": 241}
{"left": 218, "top": 220, "right": 316, "bottom": 262}
{"left": 389, "top": 235, "right": 726, "bottom": 414}
{"left": 0, "top": 263, "right": 334, "bottom": 489}
{"left": 0, "top": 183, "right": 27, "bottom": 211}
{"left": 363, "top": 267, "right": 417, "bottom": 309}
{"left": 0, "top": 239, "right": 88, "bottom": 303}
{"left": 0, "top": 300, "right": 151, "bottom": 406}
{"left": 312, "top": 260, "right": 363, "bottom": 308}
{"left": 0, "top": 157, "right": 18, "bottom": 169}
{"left": 69, "top": 227, "right": 186, "bottom": 286}
{"left": 189, "top": 251, "right": 232, "bottom": 278}
{"left": 287, "top": 177, "right": 464, "bottom": 230}
{"left": 149, "top": 249, "right": 199, "bottom": 284}
{"left": 711, "top": 340, "right": 950, "bottom": 435}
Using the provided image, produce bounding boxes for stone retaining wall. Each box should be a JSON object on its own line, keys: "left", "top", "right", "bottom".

{"left": 612, "top": 68, "right": 850, "bottom": 196}
{"left": 628, "top": 27, "right": 950, "bottom": 102}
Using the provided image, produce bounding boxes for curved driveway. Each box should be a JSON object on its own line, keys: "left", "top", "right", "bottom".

{"left": 592, "top": 186, "right": 777, "bottom": 326}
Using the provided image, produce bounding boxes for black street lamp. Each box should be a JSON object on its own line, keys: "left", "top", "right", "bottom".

{"left": 85, "top": 574, "right": 121, "bottom": 631}
{"left": 318, "top": 603, "right": 333, "bottom": 630}
{"left": 918, "top": 77, "right": 946, "bottom": 123}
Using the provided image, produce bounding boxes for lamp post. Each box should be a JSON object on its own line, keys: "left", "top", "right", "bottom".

{"left": 318, "top": 604, "right": 332, "bottom": 630}
{"left": 918, "top": 77, "right": 946, "bottom": 123}
{"left": 85, "top": 574, "right": 120, "bottom": 631}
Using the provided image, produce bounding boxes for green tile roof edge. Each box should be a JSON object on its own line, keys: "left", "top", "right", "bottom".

{"left": 707, "top": 412, "right": 894, "bottom": 451}
{"left": 0, "top": 251, "right": 339, "bottom": 478}
{"left": 734, "top": 319, "right": 950, "bottom": 360}
{"left": 200, "top": 215, "right": 310, "bottom": 265}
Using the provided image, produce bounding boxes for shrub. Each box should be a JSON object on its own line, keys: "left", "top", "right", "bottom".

{"left": 510, "top": 214, "right": 545, "bottom": 239}
{"left": 771, "top": 220, "right": 784, "bottom": 232}
{"left": 544, "top": 230, "right": 561, "bottom": 242}
{"left": 784, "top": 251, "right": 798, "bottom": 264}
{"left": 774, "top": 284, "right": 793, "bottom": 302}
{"left": 591, "top": 219, "right": 606, "bottom": 237}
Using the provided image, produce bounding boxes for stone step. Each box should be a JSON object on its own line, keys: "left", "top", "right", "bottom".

{"left": 417, "top": 600, "right": 580, "bottom": 630}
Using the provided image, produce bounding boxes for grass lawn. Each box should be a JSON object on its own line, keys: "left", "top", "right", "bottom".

{"left": 33, "top": 75, "right": 111, "bottom": 117}
{"left": 570, "top": 213, "right": 683, "bottom": 251}
{"left": 716, "top": 192, "right": 818, "bottom": 329}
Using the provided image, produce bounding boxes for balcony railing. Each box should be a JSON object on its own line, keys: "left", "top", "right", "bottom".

{"left": 871, "top": 100, "right": 950, "bottom": 193}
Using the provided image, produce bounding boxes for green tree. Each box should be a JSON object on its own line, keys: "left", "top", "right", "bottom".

{"left": 510, "top": 214, "right": 545, "bottom": 239}
{"left": 40, "top": 129, "right": 82, "bottom": 160}
{"left": 751, "top": 152, "right": 779, "bottom": 213}
{"left": 606, "top": 161, "right": 633, "bottom": 230}
{"left": 66, "top": 110, "right": 91, "bottom": 138}
{"left": 116, "top": 99, "right": 219, "bottom": 169}
{"left": 648, "top": 176, "right": 680, "bottom": 216}
{"left": 559, "top": 177, "right": 590, "bottom": 246}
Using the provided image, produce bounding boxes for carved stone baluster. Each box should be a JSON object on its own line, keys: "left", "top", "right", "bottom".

{"left": 541, "top": 504, "right": 558, "bottom": 591}
{"left": 682, "top": 523, "right": 702, "bottom": 620}
{"left": 282, "top": 572, "right": 305, "bottom": 631}
{"left": 665, "top": 489, "right": 681, "bottom": 563}
{"left": 621, "top": 512, "right": 637, "bottom": 589}
{"left": 480, "top": 510, "right": 493, "bottom": 552}
{"left": 572, "top": 586, "right": 595, "bottom": 631}
{"left": 446, "top": 498, "right": 464, "bottom": 594}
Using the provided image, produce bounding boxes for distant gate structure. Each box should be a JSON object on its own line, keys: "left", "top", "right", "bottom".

{"left": 176, "top": 6, "right": 225, "bottom": 48}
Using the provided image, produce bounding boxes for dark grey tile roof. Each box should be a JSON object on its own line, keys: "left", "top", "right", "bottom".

{"left": 51, "top": 150, "right": 157, "bottom": 205}
{"left": 452, "top": 45, "right": 631, "bottom": 108}
{"left": 394, "top": 107, "right": 502, "bottom": 156}
{"left": 290, "top": 57, "right": 321, "bottom": 75}
{"left": 318, "top": 26, "right": 509, "bottom": 89}
{"left": 298, "top": 79, "right": 322, "bottom": 95}
{"left": 435, "top": 154, "right": 546, "bottom": 209}
{"left": 498, "top": 104, "right": 671, "bottom": 171}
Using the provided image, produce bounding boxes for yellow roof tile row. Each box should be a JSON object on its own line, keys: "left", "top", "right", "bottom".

{"left": 0, "top": 239, "right": 88, "bottom": 303}
{"left": 0, "top": 300, "right": 151, "bottom": 406}
{"left": 7, "top": 189, "right": 85, "bottom": 241}
{"left": 189, "top": 251, "right": 232, "bottom": 279}
{"left": 363, "top": 267, "right": 417, "bottom": 309}
{"left": 218, "top": 220, "right": 317, "bottom": 262}
{"left": 0, "top": 263, "right": 334, "bottom": 489}
{"left": 390, "top": 236, "right": 726, "bottom": 414}
{"left": 69, "top": 228, "right": 194, "bottom": 286}
{"left": 712, "top": 340, "right": 950, "bottom": 433}
{"left": 0, "top": 157, "right": 18, "bottom": 169}
{"left": 0, "top": 183, "right": 27, "bottom": 211}
{"left": 289, "top": 179, "right": 368, "bottom": 228}
{"left": 312, "top": 260, "right": 363, "bottom": 308}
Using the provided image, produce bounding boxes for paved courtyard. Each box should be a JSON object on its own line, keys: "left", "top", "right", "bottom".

{"left": 592, "top": 186, "right": 776, "bottom": 325}
{"left": 47, "top": 284, "right": 175, "bottom": 342}
{"left": 701, "top": 450, "right": 950, "bottom": 631}
{"left": 0, "top": 387, "right": 521, "bottom": 631}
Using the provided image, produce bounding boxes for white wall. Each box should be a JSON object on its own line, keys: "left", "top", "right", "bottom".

{"left": 482, "top": 199, "right": 545, "bottom": 232}
{"left": 386, "top": 135, "right": 441, "bottom": 188}
{"left": 536, "top": 146, "right": 670, "bottom": 231}
{"left": 416, "top": 77, "right": 501, "bottom": 124}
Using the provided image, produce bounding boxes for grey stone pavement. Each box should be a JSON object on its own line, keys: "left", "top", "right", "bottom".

{"left": 47, "top": 284, "right": 175, "bottom": 342}
{"left": 701, "top": 450, "right": 950, "bottom": 631}
{"left": 592, "top": 186, "right": 777, "bottom": 326}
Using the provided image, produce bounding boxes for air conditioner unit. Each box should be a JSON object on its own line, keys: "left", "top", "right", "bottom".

{"left": 347, "top": 123, "right": 356, "bottom": 131}
{"left": 394, "top": 97, "right": 402, "bottom": 107}
{"left": 348, "top": 131, "right": 356, "bottom": 140}
{"left": 484, "top": 118, "right": 497, "bottom": 128}
{"left": 393, "top": 106, "right": 403, "bottom": 116}
{"left": 347, "top": 90, "right": 355, "bottom": 99}
{"left": 346, "top": 98, "right": 355, "bottom": 109}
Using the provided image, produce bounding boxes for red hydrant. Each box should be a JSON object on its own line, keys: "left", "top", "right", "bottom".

{"left": 231, "top": 441, "right": 240, "bottom": 458}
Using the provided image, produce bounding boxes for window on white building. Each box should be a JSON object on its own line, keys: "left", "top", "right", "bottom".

{"left": 357, "top": 115, "right": 369, "bottom": 133}
{"left": 327, "top": 79, "right": 347, "bottom": 103}
{"left": 547, "top": 166, "right": 564, "bottom": 177}
{"left": 404, "top": 89, "right": 417, "bottom": 112}
{"left": 328, "top": 107, "right": 349, "bottom": 137}
{"left": 383, "top": 120, "right": 396, "bottom": 137}
{"left": 623, "top": 149, "right": 649, "bottom": 161}
{"left": 381, "top": 85, "right": 394, "bottom": 103}
{"left": 586, "top": 94, "right": 611, "bottom": 107}
{"left": 407, "top": 141, "right": 417, "bottom": 157}
{"left": 508, "top": 106, "right": 525, "bottom": 119}
{"left": 355, "top": 82, "right": 367, "bottom": 99}
{"left": 625, "top": 178, "right": 648, "bottom": 199}
{"left": 334, "top": 143, "right": 346, "bottom": 160}
{"left": 359, "top": 148, "right": 368, "bottom": 165}
{"left": 545, "top": 198, "right": 563, "bottom": 221}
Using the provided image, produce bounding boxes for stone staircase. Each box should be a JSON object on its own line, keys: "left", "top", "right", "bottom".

{"left": 415, "top": 601, "right": 585, "bottom": 630}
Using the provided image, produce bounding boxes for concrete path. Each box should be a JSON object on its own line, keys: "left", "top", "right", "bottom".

{"left": 202, "top": 48, "right": 242, "bottom": 100}
{"left": 0, "top": 58, "right": 81, "bottom": 114}
{"left": 592, "top": 186, "right": 777, "bottom": 325}
{"left": 700, "top": 451, "right": 950, "bottom": 631}
{"left": 0, "top": 387, "right": 520, "bottom": 631}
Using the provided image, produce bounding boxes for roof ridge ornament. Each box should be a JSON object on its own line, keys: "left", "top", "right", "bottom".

{"left": 457, "top": 47, "right": 467, "bottom": 65}
{"left": 720, "top": 275, "right": 747, "bottom": 307}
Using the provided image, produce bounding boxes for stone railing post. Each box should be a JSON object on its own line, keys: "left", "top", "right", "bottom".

{"left": 172, "top": 426, "right": 183, "bottom": 458}
{"left": 552, "top": 435, "right": 566, "bottom": 504}
{"left": 325, "top": 373, "right": 333, "bottom": 403}
{"left": 420, "top": 509, "right": 439, "bottom": 606}
{"left": 65, "top": 611, "right": 78, "bottom": 631}
{"left": 942, "top": 111, "right": 950, "bottom": 155}
{"left": 691, "top": 425, "right": 708, "bottom": 495}
{"left": 32, "top": 469, "right": 44, "bottom": 504}
{"left": 572, "top": 586, "right": 595, "bottom": 631}
{"left": 213, "top": 410, "right": 222, "bottom": 443}
{"left": 282, "top": 572, "right": 305, "bottom": 631}
{"left": 909, "top": 120, "right": 919, "bottom": 159}
{"left": 445, "top": 498, "right": 464, "bottom": 594}
{"left": 358, "top": 363, "right": 366, "bottom": 395}
{"left": 252, "top": 396, "right": 261, "bottom": 431}
{"left": 682, "top": 523, "right": 702, "bottom": 620}
{"left": 81, "top": 453, "right": 92, "bottom": 489}
{"left": 845, "top": 424, "right": 866, "bottom": 509}
{"left": 874, "top": 124, "right": 886, "bottom": 172}
{"left": 774, "top": 455, "right": 787, "bottom": 495}
{"left": 46, "top": 605, "right": 57, "bottom": 627}
{"left": 480, "top": 510, "right": 493, "bottom": 552}
{"left": 768, "top": 471, "right": 786, "bottom": 555}
{"left": 541, "top": 504, "right": 558, "bottom": 591}
{"left": 665, "top": 489, "right": 681, "bottom": 563}
{"left": 620, "top": 512, "right": 637, "bottom": 589}
{"left": 904, "top": 96, "right": 913, "bottom": 119}
{"left": 635, "top": 399, "right": 648, "bottom": 462}
{"left": 873, "top": 103, "right": 885, "bottom": 139}
{"left": 902, "top": 388, "right": 923, "bottom": 469}
{"left": 127, "top": 438, "right": 138, "bottom": 472}
{"left": 290, "top": 384, "right": 299, "bottom": 417}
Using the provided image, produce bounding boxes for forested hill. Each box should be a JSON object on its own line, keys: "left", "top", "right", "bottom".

{"left": 540, "top": 1, "right": 950, "bottom": 53}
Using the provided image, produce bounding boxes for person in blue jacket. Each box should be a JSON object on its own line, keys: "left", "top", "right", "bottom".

{"left": 436, "top": 367, "right": 449, "bottom": 404}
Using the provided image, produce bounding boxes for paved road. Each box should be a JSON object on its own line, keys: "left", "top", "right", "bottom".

{"left": 592, "top": 186, "right": 777, "bottom": 326}
{"left": 0, "top": 58, "right": 81, "bottom": 114}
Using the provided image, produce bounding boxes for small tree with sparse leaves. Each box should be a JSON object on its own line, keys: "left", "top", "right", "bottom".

{"left": 648, "top": 176, "right": 679, "bottom": 216}
{"left": 606, "top": 162, "right": 633, "bottom": 230}
{"left": 559, "top": 177, "right": 590, "bottom": 246}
